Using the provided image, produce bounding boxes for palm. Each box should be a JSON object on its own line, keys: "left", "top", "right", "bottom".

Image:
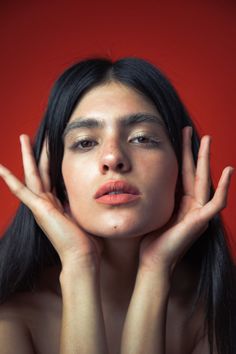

{"left": 139, "top": 127, "right": 233, "bottom": 274}
{"left": 35, "top": 191, "right": 102, "bottom": 261}
{"left": 0, "top": 135, "right": 104, "bottom": 267}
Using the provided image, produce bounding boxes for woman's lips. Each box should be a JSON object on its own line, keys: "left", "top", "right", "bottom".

{"left": 95, "top": 193, "right": 140, "bottom": 205}
{"left": 94, "top": 180, "right": 141, "bottom": 205}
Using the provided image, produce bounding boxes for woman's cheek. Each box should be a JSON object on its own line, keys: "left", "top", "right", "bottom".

{"left": 149, "top": 163, "right": 178, "bottom": 225}
{"left": 62, "top": 159, "right": 88, "bottom": 206}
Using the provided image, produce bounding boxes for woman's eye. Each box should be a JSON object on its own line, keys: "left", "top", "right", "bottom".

{"left": 130, "top": 135, "right": 160, "bottom": 146}
{"left": 70, "top": 139, "right": 97, "bottom": 150}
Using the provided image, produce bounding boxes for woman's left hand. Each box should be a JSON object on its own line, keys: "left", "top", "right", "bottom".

{"left": 138, "top": 126, "right": 234, "bottom": 277}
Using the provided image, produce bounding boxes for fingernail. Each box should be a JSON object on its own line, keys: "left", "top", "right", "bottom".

{"left": 229, "top": 167, "right": 234, "bottom": 175}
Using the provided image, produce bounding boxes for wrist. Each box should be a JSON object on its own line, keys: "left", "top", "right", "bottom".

{"left": 136, "top": 267, "right": 171, "bottom": 296}
{"left": 61, "top": 250, "right": 100, "bottom": 271}
{"left": 60, "top": 257, "right": 99, "bottom": 284}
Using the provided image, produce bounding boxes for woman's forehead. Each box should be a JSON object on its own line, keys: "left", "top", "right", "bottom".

{"left": 69, "top": 82, "right": 161, "bottom": 123}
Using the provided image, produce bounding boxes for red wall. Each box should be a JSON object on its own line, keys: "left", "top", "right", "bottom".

{"left": 0, "top": 1, "right": 236, "bottom": 257}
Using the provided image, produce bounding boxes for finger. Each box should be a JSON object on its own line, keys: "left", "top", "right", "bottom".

{"left": 20, "top": 135, "right": 44, "bottom": 194}
{"left": 199, "top": 166, "right": 234, "bottom": 220}
{"left": 0, "top": 163, "right": 39, "bottom": 210}
{"left": 0, "top": 163, "right": 77, "bottom": 254}
{"left": 194, "top": 135, "right": 211, "bottom": 205}
{"left": 0, "top": 164, "right": 65, "bottom": 228}
{"left": 38, "top": 137, "right": 51, "bottom": 192}
{"left": 182, "top": 126, "right": 196, "bottom": 196}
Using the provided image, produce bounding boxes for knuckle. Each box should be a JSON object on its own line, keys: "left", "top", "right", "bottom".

{"left": 12, "top": 184, "right": 24, "bottom": 196}
{"left": 197, "top": 153, "right": 205, "bottom": 159}
{"left": 27, "top": 170, "right": 39, "bottom": 180}
{"left": 34, "top": 197, "right": 56, "bottom": 217}
{"left": 31, "top": 196, "right": 45, "bottom": 214}
{"left": 195, "top": 174, "right": 201, "bottom": 184}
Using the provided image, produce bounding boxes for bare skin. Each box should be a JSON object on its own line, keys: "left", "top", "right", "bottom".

{"left": 0, "top": 83, "right": 233, "bottom": 353}
{"left": 0, "top": 262, "right": 204, "bottom": 354}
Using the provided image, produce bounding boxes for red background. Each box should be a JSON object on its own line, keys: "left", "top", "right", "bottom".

{"left": 0, "top": 1, "right": 235, "bottom": 258}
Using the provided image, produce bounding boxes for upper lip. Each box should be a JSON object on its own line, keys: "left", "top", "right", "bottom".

{"left": 94, "top": 180, "right": 140, "bottom": 199}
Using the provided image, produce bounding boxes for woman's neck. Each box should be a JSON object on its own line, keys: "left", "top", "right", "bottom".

{"left": 99, "top": 236, "right": 142, "bottom": 309}
{"left": 37, "top": 236, "right": 199, "bottom": 310}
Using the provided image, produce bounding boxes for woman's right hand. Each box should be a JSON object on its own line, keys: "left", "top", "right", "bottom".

{"left": 0, "top": 134, "right": 104, "bottom": 270}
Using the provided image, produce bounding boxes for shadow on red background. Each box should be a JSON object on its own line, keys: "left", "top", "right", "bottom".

{"left": 0, "top": 0, "right": 235, "bottom": 257}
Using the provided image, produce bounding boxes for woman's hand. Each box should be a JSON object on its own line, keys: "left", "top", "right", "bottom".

{"left": 138, "top": 126, "right": 234, "bottom": 277}
{"left": 0, "top": 135, "right": 104, "bottom": 269}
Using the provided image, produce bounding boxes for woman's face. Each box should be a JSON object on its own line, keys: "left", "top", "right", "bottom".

{"left": 62, "top": 82, "right": 178, "bottom": 239}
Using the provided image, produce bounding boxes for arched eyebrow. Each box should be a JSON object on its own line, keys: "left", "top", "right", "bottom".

{"left": 63, "top": 112, "right": 165, "bottom": 140}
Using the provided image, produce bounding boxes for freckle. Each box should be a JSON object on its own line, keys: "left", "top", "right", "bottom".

{"left": 113, "top": 225, "right": 117, "bottom": 229}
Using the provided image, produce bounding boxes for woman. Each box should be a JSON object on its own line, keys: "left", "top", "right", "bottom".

{"left": 0, "top": 57, "right": 235, "bottom": 354}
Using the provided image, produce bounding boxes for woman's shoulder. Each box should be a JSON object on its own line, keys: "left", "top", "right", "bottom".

{"left": 0, "top": 291, "right": 35, "bottom": 320}
{"left": 0, "top": 265, "right": 62, "bottom": 318}
{"left": 0, "top": 288, "right": 60, "bottom": 315}
{"left": 0, "top": 290, "right": 62, "bottom": 354}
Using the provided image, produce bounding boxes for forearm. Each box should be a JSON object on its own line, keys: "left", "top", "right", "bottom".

{"left": 120, "top": 269, "right": 170, "bottom": 354}
{"left": 59, "top": 262, "right": 109, "bottom": 354}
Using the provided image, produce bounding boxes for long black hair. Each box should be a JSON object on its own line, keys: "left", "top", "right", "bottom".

{"left": 0, "top": 57, "right": 235, "bottom": 353}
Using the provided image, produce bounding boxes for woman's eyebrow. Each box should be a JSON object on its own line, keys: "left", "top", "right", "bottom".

{"left": 63, "top": 112, "right": 165, "bottom": 139}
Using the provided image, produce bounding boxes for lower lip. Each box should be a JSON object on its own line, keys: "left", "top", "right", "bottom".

{"left": 95, "top": 193, "right": 140, "bottom": 205}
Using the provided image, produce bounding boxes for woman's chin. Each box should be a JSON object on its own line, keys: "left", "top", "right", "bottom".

{"left": 81, "top": 222, "right": 157, "bottom": 240}
{"left": 72, "top": 211, "right": 172, "bottom": 239}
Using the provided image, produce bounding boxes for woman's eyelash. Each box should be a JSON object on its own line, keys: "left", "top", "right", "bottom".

{"left": 130, "top": 134, "right": 161, "bottom": 146}
{"left": 69, "top": 135, "right": 161, "bottom": 151}
{"left": 70, "top": 139, "right": 98, "bottom": 150}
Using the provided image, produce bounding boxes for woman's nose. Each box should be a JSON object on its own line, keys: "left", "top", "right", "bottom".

{"left": 99, "top": 141, "right": 131, "bottom": 174}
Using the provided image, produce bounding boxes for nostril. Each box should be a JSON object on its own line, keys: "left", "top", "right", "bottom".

{"left": 117, "top": 162, "right": 124, "bottom": 170}
{"left": 103, "top": 165, "right": 109, "bottom": 171}
{"left": 102, "top": 162, "right": 124, "bottom": 172}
